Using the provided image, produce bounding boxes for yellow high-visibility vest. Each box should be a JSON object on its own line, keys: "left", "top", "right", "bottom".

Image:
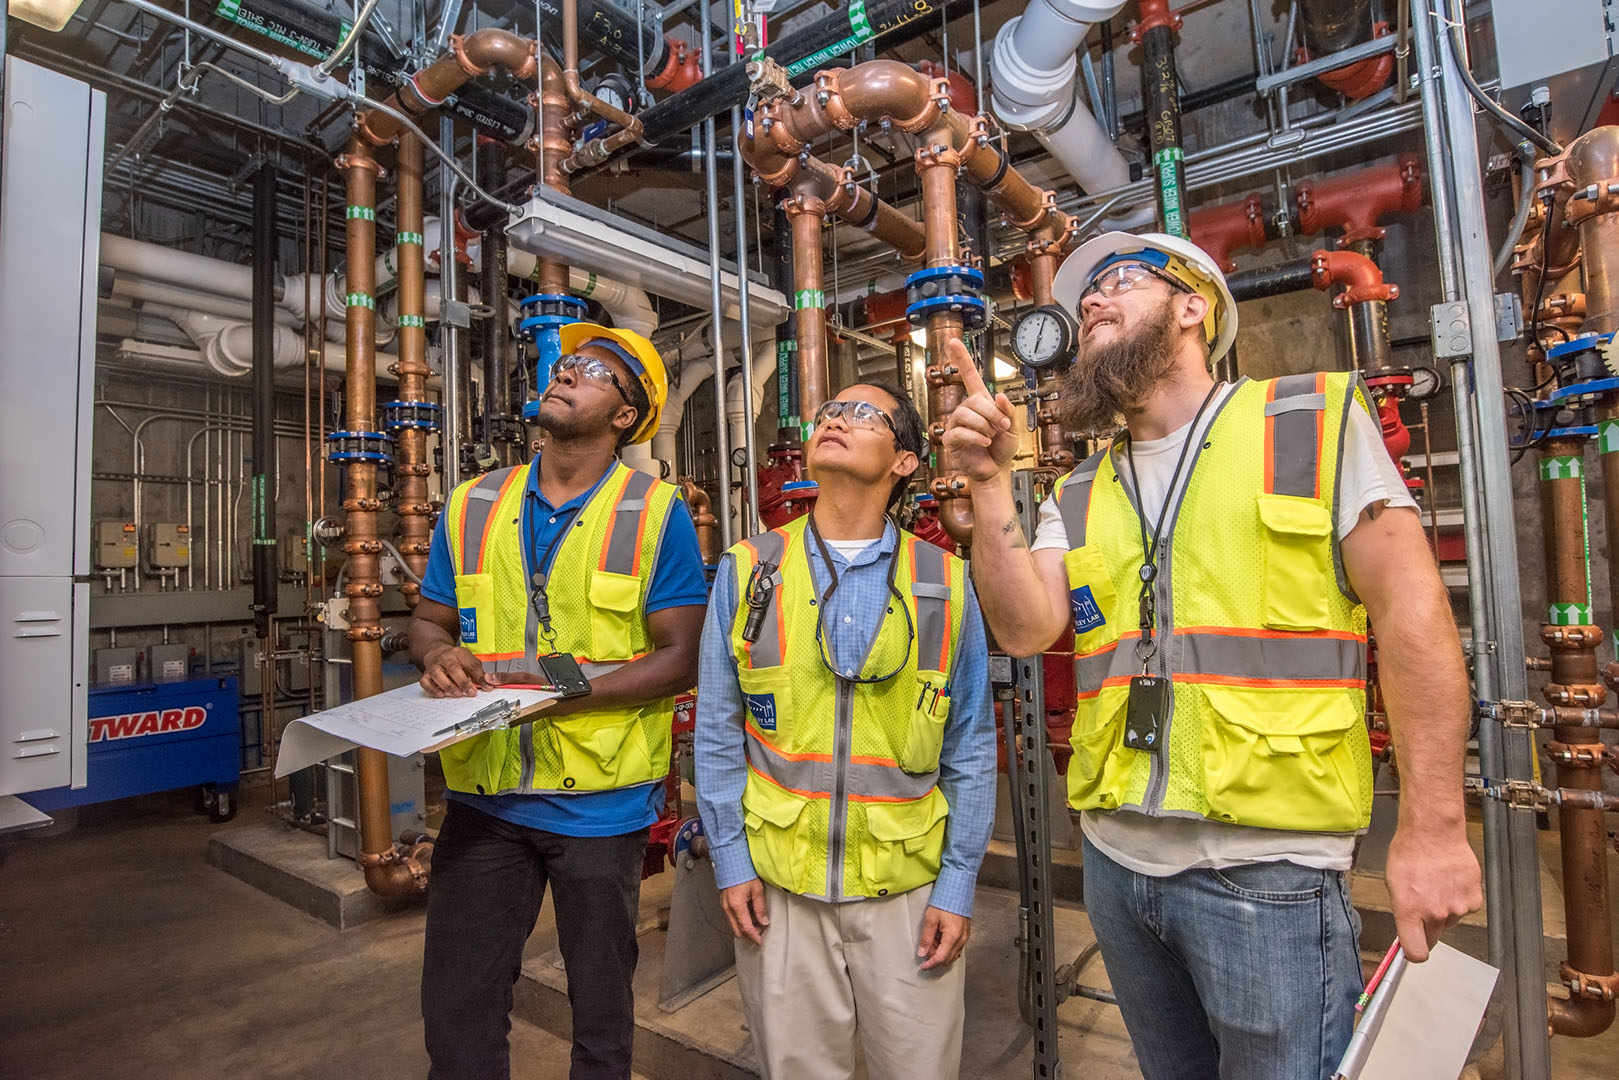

{"left": 726, "top": 517, "right": 968, "bottom": 899}
{"left": 1055, "top": 373, "right": 1375, "bottom": 832}
{"left": 439, "top": 460, "right": 681, "bottom": 795}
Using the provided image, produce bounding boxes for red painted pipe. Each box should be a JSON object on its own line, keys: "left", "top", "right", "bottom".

{"left": 1310, "top": 249, "right": 1400, "bottom": 308}
{"left": 1295, "top": 156, "right": 1423, "bottom": 244}
{"left": 1188, "top": 192, "right": 1269, "bottom": 271}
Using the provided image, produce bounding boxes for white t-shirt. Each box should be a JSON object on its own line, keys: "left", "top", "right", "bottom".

{"left": 825, "top": 537, "right": 882, "bottom": 562}
{"left": 1030, "top": 381, "right": 1418, "bottom": 877}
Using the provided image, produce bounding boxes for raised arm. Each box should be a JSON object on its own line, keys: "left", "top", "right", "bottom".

{"left": 940, "top": 339, "right": 1071, "bottom": 656}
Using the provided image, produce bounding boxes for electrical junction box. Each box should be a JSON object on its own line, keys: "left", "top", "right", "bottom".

{"left": 94, "top": 647, "right": 140, "bottom": 687}
{"left": 94, "top": 521, "right": 138, "bottom": 569}
{"left": 281, "top": 531, "right": 309, "bottom": 575}
{"left": 148, "top": 643, "right": 192, "bottom": 683}
{"left": 145, "top": 523, "right": 190, "bottom": 569}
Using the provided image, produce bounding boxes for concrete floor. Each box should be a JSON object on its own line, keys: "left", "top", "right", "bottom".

{"left": 3, "top": 784, "right": 1618, "bottom": 1080}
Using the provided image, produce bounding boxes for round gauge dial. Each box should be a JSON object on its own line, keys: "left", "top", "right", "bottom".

{"left": 1408, "top": 366, "right": 1443, "bottom": 400}
{"left": 1011, "top": 304, "right": 1079, "bottom": 369}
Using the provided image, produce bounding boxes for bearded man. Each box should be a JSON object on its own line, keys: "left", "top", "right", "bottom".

{"left": 942, "top": 232, "right": 1481, "bottom": 1079}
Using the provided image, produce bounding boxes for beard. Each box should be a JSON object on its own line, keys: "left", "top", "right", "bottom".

{"left": 1057, "top": 304, "right": 1181, "bottom": 435}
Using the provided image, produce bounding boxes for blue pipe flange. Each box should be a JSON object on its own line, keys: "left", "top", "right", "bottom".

{"left": 671, "top": 816, "right": 705, "bottom": 861}
{"left": 904, "top": 264, "right": 988, "bottom": 330}
{"left": 1545, "top": 332, "right": 1611, "bottom": 362}
{"left": 515, "top": 293, "right": 588, "bottom": 343}
{"left": 1549, "top": 377, "right": 1619, "bottom": 404}
{"left": 521, "top": 399, "right": 543, "bottom": 422}
{"left": 382, "top": 400, "right": 443, "bottom": 432}
{"left": 326, "top": 430, "right": 395, "bottom": 465}
{"left": 1541, "top": 426, "right": 1600, "bottom": 440}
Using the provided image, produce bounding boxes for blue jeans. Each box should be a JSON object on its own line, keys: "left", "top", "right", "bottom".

{"left": 1081, "top": 834, "right": 1363, "bottom": 1080}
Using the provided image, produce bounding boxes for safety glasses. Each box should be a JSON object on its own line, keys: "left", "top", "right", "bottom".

{"left": 811, "top": 398, "right": 899, "bottom": 438}
{"left": 1079, "top": 261, "right": 1192, "bottom": 303}
{"left": 551, "top": 353, "right": 632, "bottom": 406}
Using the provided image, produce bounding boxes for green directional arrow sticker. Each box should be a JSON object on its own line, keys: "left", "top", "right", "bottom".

{"left": 1539, "top": 455, "right": 1584, "bottom": 481}
{"left": 1547, "top": 602, "right": 1594, "bottom": 626}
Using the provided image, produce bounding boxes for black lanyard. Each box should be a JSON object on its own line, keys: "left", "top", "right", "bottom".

{"left": 1120, "top": 381, "right": 1223, "bottom": 672}
{"left": 525, "top": 487, "right": 584, "bottom": 652}
{"left": 805, "top": 515, "right": 912, "bottom": 685}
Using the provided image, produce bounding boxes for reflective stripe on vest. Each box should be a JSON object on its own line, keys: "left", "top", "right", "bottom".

{"left": 725, "top": 517, "right": 966, "bottom": 899}
{"left": 1055, "top": 375, "right": 1374, "bottom": 833}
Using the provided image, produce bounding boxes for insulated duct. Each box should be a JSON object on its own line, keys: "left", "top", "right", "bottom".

{"left": 988, "top": 0, "right": 1133, "bottom": 197}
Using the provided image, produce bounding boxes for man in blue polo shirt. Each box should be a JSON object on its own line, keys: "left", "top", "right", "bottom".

{"left": 409, "top": 324, "right": 707, "bottom": 1080}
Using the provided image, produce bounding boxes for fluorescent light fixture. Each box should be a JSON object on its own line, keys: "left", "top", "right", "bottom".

{"left": 507, "top": 188, "right": 789, "bottom": 326}
{"left": 993, "top": 354, "right": 1021, "bottom": 381}
{"left": 9, "top": 0, "right": 84, "bottom": 31}
{"left": 909, "top": 327, "right": 928, "bottom": 347}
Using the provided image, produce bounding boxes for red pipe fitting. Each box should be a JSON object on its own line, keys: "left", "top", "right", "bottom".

{"left": 1298, "top": 22, "right": 1394, "bottom": 102}
{"left": 1188, "top": 193, "right": 1268, "bottom": 271}
{"left": 1130, "top": 0, "right": 1182, "bottom": 40}
{"left": 1310, "top": 249, "right": 1400, "bottom": 308}
{"left": 647, "top": 34, "right": 701, "bottom": 93}
{"left": 1295, "top": 156, "right": 1423, "bottom": 244}
{"left": 915, "top": 60, "right": 978, "bottom": 114}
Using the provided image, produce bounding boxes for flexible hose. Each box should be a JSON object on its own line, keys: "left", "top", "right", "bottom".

{"left": 1443, "top": 0, "right": 1560, "bottom": 156}
{"left": 1493, "top": 143, "right": 1538, "bottom": 280}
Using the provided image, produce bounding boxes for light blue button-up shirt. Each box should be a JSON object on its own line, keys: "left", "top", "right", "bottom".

{"left": 694, "top": 520, "right": 996, "bottom": 917}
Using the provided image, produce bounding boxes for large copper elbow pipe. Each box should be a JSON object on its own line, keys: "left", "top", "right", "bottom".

{"left": 356, "top": 29, "right": 538, "bottom": 147}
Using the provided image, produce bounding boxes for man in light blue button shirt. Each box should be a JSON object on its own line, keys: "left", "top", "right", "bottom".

{"left": 696, "top": 379, "right": 996, "bottom": 1080}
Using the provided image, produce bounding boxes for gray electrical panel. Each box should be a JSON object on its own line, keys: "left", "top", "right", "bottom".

{"left": 0, "top": 59, "right": 105, "bottom": 798}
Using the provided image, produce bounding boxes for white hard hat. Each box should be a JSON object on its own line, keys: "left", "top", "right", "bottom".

{"left": 1051, "top": 231, "right": 1239, "bottom": 363}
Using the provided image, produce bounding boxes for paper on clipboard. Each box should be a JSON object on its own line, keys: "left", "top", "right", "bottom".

{"left": 1354, "top": 943, "right": 1498, "bottom": 1080}
{"left": 275, "top": 683, "right": 561, "bottom": 776}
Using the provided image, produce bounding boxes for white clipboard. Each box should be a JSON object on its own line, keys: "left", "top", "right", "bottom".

{"left": 275, "top": 683, "right": 561, "bottom": 776}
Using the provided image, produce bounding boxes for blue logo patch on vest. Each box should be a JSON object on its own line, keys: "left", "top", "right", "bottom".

{"left": 745, "top": 692, "right": 778, "bottom": 731}
{"left": 1071, "top": 586, "right": 1105, "bottom": 634}
{"left": 459, "top": 607, "right": 479, "bottom": 643}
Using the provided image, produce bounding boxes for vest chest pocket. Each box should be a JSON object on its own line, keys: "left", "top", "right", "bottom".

{"left": 1257, "top": 494, "right": 1335, "bottom": 631}
{"left": 588, "top": 570, "right": 642, "bottom": 660}
{"left": 453, "top": 573, "right": 496, "bottom": 648}
{"left": 1198, "top": 683, "right": 1368, "bottom": 832}
{"left": 543, "top": 713, "right": 652, "bottom": 790}
{"left": 857, "top": 788, "right": 948, "bottom": 897}
{"left": 742, "top": 772, "right": 817, "bottom": 894}
{"left": 1067, "top": 685, "right": 1135, "bottom": 811}
{"left": 437, "top": 729, "right": 509, "bottom": 795}
{"left": 897, "top": 670, "right": 950, "bottom": 774}
{"left": 1065, "top": 545, "right": 1119, "bottom": 658}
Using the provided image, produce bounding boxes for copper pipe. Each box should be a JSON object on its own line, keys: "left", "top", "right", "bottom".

{"left": 786, "top": 193, "right": 829, "bottom": 422}
{"left": 1566, "top": 127, "right": 1619, "bottom": 334}
{"left": 339, "top": 135, "right": 422, "bottom": 899}
{"left": 1537, "top": 432, "right": 1615, "bottom": 1036}
{"left": 680, "top": 477, "right": 720, "bottom": 565}
{"left": 751, "top": 60, "right": 1075, "bottom": 247}
{"left": 561, "top": 0, "right": 645, "bottom": 139}
{"left": 1027, "top": 250, "right": 1071, "bottom": 469}
{"left": 916, "top": 137, "right": 974, "bottom": 547}
{"left": 533, "top": 54, "right": 575, "bottom": 296}
{"left": 355, "top": 29, "right": 538, "bottom": 147}
{"left": 394, "top": 135, "right": 432, "bottom": 603}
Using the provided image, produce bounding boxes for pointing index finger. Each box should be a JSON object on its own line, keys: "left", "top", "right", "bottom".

{"left": 951, "top": 341, "right": 990, "bottom": 399}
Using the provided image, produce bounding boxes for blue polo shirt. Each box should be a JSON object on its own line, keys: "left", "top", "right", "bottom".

{"left": 420, "top": 455, "right": 708, "bottom": 836}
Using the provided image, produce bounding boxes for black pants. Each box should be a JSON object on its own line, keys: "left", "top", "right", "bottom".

{"left": 421, "top": 799, "right": 647, "bottom": 1080}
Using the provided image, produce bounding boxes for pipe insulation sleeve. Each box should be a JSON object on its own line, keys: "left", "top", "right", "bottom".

{"left": 989, "top": 0, "right": 1131, "bottom": 194}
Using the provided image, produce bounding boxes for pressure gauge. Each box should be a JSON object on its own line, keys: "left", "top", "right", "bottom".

{"left": 1011, "top": 304, "right": 1079, "bottom": 370}
{"left": 1407, "top": 366, "right": 1444, "bottom": 401}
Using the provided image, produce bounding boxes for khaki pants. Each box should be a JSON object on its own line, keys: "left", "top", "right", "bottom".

{"left": 734, "top": 882, "right": 967, "bottom": 1080}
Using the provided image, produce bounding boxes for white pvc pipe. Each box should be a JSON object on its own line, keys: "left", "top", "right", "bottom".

{"left": 989, "top": 0, "right": 1132, "bottom": 194}
{"left": 100, "top": 231, "right": 254, "bottom": 298}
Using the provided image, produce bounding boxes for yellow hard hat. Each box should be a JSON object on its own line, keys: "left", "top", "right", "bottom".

{"left": 557, "top": 322, "right": 668, "bottom": 444}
